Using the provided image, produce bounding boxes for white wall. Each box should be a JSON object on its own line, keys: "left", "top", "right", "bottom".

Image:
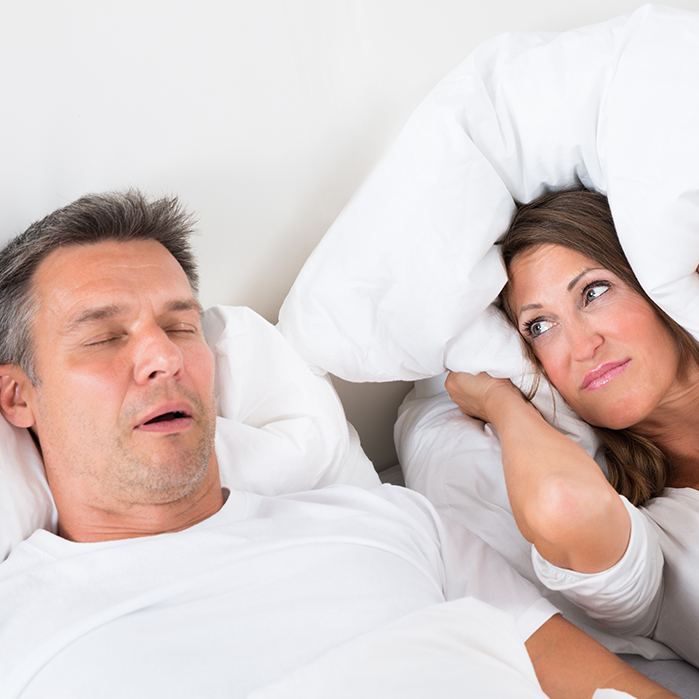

{"left": 2, "top": 0, "right": 698, "bottom": 468}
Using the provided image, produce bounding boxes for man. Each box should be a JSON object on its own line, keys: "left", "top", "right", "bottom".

{"left": 0, "top": 191, "right": 673, "bottom": 698}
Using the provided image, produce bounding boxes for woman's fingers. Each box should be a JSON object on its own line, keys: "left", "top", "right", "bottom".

{"left": 445, "top": 371, "right": 515, "bottom": 422}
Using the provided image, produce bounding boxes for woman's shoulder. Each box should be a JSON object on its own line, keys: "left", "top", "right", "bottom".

{"left": 640, "top": 486, "right": 699, "bottom": 537}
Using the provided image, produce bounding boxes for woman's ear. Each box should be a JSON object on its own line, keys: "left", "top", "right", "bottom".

{"left": 0, "top": 367, "right": 37, "bottom": 429}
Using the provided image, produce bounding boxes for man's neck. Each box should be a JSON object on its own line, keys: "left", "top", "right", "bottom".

{"left": 54, "top": 465, "right": 226, "bottom": 543}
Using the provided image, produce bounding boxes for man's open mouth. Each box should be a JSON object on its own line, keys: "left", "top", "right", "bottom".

{"left": 135, "top": 405, "right": 194, "bottom": 432}
{"left": 143, "top": 410, "right": 190, "bottom": 425}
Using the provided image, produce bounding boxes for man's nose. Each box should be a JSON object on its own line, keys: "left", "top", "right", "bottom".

{"left": 132, "top": 327, "right": 183, "bottom": 384}
{"left": 567, "top": 317, "right": 604, "bottom": 362}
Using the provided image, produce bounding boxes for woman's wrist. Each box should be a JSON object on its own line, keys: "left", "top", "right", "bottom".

{"left": 483, "top": 383, "right": 529, "bottom": 425}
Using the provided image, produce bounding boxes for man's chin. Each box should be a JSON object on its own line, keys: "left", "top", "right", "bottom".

{"left": 118, "top": 467, "right": 210, "bottom": 505}
{"left": 111, "top": 444, "right": 214, "bottom": 504}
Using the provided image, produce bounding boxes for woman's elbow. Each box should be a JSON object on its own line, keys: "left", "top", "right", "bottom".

{"left": 522, "top": 474, "right": 630, "bottom": 573}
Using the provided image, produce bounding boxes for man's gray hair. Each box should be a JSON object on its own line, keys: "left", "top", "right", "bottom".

{"left": 0, "top": 190, "right": 199, "bottom": 384}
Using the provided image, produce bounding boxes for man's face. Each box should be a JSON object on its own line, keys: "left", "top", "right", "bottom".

{"left": 25, "top": 239, "right": 217, "bottom": 509}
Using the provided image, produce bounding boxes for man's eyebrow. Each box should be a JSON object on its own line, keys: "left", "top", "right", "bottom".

{"left": 64, "top": 299, "right": 203, "bottom": 333}
{"left": 65, "top": 304, "right": 124, "bottom": 332}
{"left": 164, "top": 298, "right": 204, "bottom": 315}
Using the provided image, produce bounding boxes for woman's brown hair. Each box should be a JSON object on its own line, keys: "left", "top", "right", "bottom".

{"left": 499, "top": 189, "right": 699, "bottom": 505}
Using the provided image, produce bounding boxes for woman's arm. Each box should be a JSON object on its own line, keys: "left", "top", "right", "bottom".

{"left": 527, "top": 614, "right": 676, "bottom": 699}
{"left": 445, "top": 371, "right": 630, "bottom": 573}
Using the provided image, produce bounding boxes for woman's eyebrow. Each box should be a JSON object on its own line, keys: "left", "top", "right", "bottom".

{"left": 518, "top": 267, "right": 608, "bottom": 314}
{"left": 566, "top": 267, "right": 604, "bottom": 291}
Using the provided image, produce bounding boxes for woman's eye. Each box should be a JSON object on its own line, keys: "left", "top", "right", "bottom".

{"left": 583, "top": 282, "right": 610, "bottom": 305}
{"left": 524, "top": 318, "right": 554, "bottom": 338}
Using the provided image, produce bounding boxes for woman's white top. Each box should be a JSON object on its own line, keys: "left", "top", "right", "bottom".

{"left": 645, "top": 488, "right": 699, "bottom": 666}
{"left": 533, "top": 487, "right": 699, "bottom": 666}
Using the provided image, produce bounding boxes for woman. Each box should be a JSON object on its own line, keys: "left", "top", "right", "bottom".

{"left": 445, "top": 189, "right": 699, "bottom": 663}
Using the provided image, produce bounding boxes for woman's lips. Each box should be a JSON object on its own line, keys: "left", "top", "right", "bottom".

{"left": 581, "top": 359, "right": 631, "bottom": 391}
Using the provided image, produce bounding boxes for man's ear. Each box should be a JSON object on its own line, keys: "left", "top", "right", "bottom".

{"left": 0, "top": 366, "right": 37, "bottom": 429}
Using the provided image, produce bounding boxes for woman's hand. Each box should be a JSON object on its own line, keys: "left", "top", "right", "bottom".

{"left": 444, "top": 371, "right": 521, "bottom": 423}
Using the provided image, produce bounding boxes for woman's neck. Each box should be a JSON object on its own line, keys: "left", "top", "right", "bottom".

{"left": 634, "top": 363, "right": 699, "bottom": 488}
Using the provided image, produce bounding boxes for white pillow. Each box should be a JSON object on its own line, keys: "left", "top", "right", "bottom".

{"left": 278, "top": 4, "right": 699, "bottom": 383}
{"left": 0, "top": 305, "right": 377, "bottom": 561}
{"left": 0, "top": 415, "right": 56, "bottom": 561}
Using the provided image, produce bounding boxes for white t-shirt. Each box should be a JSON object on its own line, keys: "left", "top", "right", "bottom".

{"left": 645, "top": 487, "right": 699, "bottom": 666}
{"left": 531, "top": 487, "right": 699, "bottom": 666}
{"left": 0, "top": 484, "right": 556, "bottom": 699}
{"left": 531, "top": 494, "right": 664, "bottom": 637}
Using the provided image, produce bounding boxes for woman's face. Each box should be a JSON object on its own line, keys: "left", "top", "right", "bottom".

{"left": 508, "top": 243, "right": 680, "bottom": 429}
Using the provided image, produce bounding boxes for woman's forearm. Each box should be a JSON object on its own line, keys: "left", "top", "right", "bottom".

{"left": 527, "top": 615, "right": 677, "bottom": 699}
{"left": 486, "top": 390, "right": 630, "bottom": 572}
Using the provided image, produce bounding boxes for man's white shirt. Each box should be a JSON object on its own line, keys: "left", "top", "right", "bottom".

{"left": 0, "top": 484, "right": 555, "bottom": 698}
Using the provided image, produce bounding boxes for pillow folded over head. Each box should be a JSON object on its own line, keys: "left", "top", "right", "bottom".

{"left": 278, "top": 4, "right": 699, "bottom": 383}
{"left": 0, "top": 305, "right": 377, "bottom": 561}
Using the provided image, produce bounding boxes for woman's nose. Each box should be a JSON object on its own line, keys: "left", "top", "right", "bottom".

{"left": 132, "top": 328, "right": 183, "bottom": 384}
{"left": 567, "top": 318, "right": 604, "bottom": 362}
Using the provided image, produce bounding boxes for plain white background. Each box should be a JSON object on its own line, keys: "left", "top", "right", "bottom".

{"left": 2, "top": 0, "right": 698, "bottom": 469}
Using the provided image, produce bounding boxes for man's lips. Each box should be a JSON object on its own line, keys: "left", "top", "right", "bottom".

{"left": 581, "top": 359, "right": 631, "bottom": 391}
{"left": 134, "top": 402, "right": 194, "bottom": 433}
